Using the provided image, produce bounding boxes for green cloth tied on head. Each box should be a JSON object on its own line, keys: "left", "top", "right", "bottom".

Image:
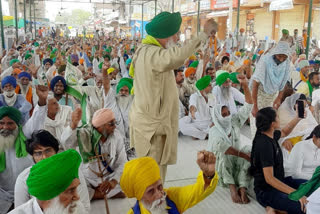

{"left": 27, "top": 149, "right": 82, "bottom": 201}
{"left": 216, "top": 70, "right": 230, "bottom": 86}
{"left": 229, "top": 72, "right": 240, "bottom": 84}
{"left": 24, "top": 53, "right": 32, "bottom": 60}
{"left": 9, "top": 59, "right": 20, "bottom": 66}
{"left": 146, "top": 11, "right": 182, "bottom": 39}
{"left": 98, "top": 62, "right": 103, "bottom": 70}
{"left": 103, "top": 54, "right": 111, "bottom": 61}
{"left": 105, "top": 48, "right": 111, "bottom": 53}
{"left": 117, "top": 78, "right": 133, "bottom": 94}
{"left": 189, "top": 60, "right": 199, "bottom": 68}
{"left": 282, "top": 29, "right": 289, "bottom": 35}
{"left": 196, "top": 75, "right": 211, "bottom": 91}
{"left": 289, "top": 166, "right": 320, "bottom": 201}
{"left": 51, "top": 48, "right": 58, "bottom": 55}
{"left": 0, "top": 107, "right": 27, "bottom": 173}
{"left": 252, "top": 54, "right": 257, "bottom": 61}
{"left": 34, "top": 42, "right": 39, "bottom": 47}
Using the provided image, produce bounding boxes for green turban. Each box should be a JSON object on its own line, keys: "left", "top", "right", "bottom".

{"left": 27, "top": 149, "right": 82, "bottom": 201}
{"left": 51, "top": 48, "right": 58, "bottom": 55}
{"left": 103, "top": 54, "right": 111, "bottom": 61}
{"left": 196, "top": 75, "right": 211, "bottom": 91}
{"left": 105, "top": 48, "right": 111, "bottom": 53}
{"left": 34, "top": 42, "right": 39, "bottom": 47}
{"left": 252, "top": 54, "right": 257, "bottom": 61}
{"left": 282, "top": 29, "right": 289, "bottom": 35}
{"left": 289, "top": 166, "right": 320, "bottom": 201}
{"left": 24, "top": 53, "right": 32, "bottom": 60}
{"left": 0, "top": 106, "right": 22, "bottom": 125}
{"left": 146, "top": 12, "right": 182, "bottom": 39}
{"left": 216, "top": 70, "right": 230, "bottom": 86}
{"left": 229, "top": 72, "right": 239, "bottom": 84}
{"left": 189, "top": 60, "right": 199, "bottom": 68}
{"left": 117, "top": 78, "right": 133, "bottom": 94}
{"left": 315, "top": 60, "right": 320, "bottom": 65}
{"left": 9, "top": 59, "right": 20, "bottom": 66}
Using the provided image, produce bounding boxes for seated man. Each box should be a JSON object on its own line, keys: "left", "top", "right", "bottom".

{"left": 179, "top": 76, "right": 215, "bottom": 140}
{"left": 207, "top": 74, "right": 253, "bottom": 204}
{"left": 14, "top": 130, "right": 90, "bottom": 212}
{"left": 212, "top": 70, "right": 245, "bottom": 115}
{"left": 183, "top": 66, "right": 198, "bottom": 98}
{"left": 44, "top": 95, "right": 73, "bottom": 143}
{"left": 297, "top": 72, "right": 320, "bottom": 103}
{"left": 15, "top": 72, "right": 38, "bottom": 108}
{"left": 9, "top": 149, "right": 86, "bottom": 214}
{"left": 0, "top": 76, "right": 32, "bottom": 125}
{"left": 175, "top": 68, "right": 188, "bottom": 110}
{"left": 291, "top": 60, "right": 311, "bottom": 90}
{"left": 50, "top": 76, "right": 76, "bottom": 110}
{"left": 0, "top": 85, "right": 48, "bottom": 213}
{"left": 120, "top": 151, "right": 219, "bottom": 214}
{"left": 1, "top": 58, "right": 22, "bottom": 79}
{"left": 61, "top": 108, "right": 127, "bottom": 200}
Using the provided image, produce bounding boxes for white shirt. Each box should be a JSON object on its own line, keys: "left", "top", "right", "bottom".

{"left": 286, "top": 139, "right": 320, "bottom": 180}
{"left": 189, "top": 91, "right": 216, "bottom": 123}
{"left": 14, "top": 166, "right": 90, "bottom": 212}
{"left": 307, "top": 188, "right": 320, "bottom": 214}
{"left": 212, "top": 86, "right": 245, "bottom": 115}
{"left": 238, "top": 34, "right": 247, "bottom": 50}
{"left": 9, "top": 197, "right": 43, "bottom": 214}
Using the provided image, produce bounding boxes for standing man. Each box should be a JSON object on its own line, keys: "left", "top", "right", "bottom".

{"left": 238, "top": 28, "right": 247, "bottom": 51}
{"left": 129, "top": 11, "right": 217, "bottom": 181}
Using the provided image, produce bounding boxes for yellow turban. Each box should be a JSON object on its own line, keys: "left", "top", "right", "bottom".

{"left": 189, "top": 55, "right": 197, "bottom": 61}
{"left": 235, "top": 51, "right": 241, "bottom": 57}
{"left": 120, "top": 157, "right": 160, "bottom": 200}
{"left": 107, "top": 68, "right": 115, "bottom": 74}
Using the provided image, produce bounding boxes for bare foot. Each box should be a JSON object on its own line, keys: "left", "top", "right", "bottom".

{"left": 229, "top": 184, "right": 242, "bottom": 203}
{"left": 239, "top": 187, "right": 250, "bottom": 204}
{"left": 266, "top": 206, "right": 276, "bottom": 214}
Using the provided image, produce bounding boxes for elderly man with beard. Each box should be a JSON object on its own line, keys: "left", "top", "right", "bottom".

{"left": 1, "top": 59, "right": 22, "bottom": 79}
{"left": 0, "top": 85, "right": 48, "bottom": 213}
{"left": 207, "top": 74, "right": 253, "bottom": 204}
{"left": 14, "top": 130, "right": 90, "bottom": 212}
{"left": 9, "top": 149, "right": 86, "bottom": 214}
{"left": 120, "top": 152, "right": 219, "bottom": 214}
{"left": 212, "top": 70, "right": 245, "bottom": 115}
{"left": 0, "top": 76, "right": 32, "bottom": 125}
{"left": 129, "top": 11, "right": 217, "bottom": 181}
{"left": 182, "top": 66, "right": 198, "bottom": 99}
{"left": 179, "top": 76, "right": 215, "bottom": 140}
{"left": 297, "top": 72, "right": 320, "bottom": 102}
{"left": 15, "top": 72, "right": 38, "bottom": 107}
{"left": 61, "top": 108, "right": 127, "bottom": 200}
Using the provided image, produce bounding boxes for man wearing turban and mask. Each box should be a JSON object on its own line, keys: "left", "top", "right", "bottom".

{"left": 61, "top": 108, "right": 127, "bottom": 200}
{"left": 0, "top": 85, "right": 48, "bottom": 213}
{"left": 120, "top": 152, "right": 219, "bottom": 214}
{"left": 0, "top": 76, "right": 32, "bottom": 125}
{"left": 207, "top": 74, "right": 253, "bottom": 204}
{"left": 129, "top": 11, "right": 218, "bottom": 181}
{"left": 280, "top": 29, "right": 294, "bottom": 48}
{"left": 9, "top": 149, "right": 86, "bottom": 214}
{"left": 179, "top": 76, "right": 215, "bottom": 140}
{"left": 102, "top": 63, "right": 134, "bottom": 157}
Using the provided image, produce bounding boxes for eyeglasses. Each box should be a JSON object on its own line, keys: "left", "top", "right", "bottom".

{"left": 107, "top": 121, "right": 119, "bottom": 127}
{"left": 33, "top": 148, "right": 55, "bottom": 158}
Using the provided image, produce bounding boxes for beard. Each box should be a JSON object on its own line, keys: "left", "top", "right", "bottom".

{"left": 221, "top": 85, "right": 230, "bottom": 100}
{"left": 187, "top": 77, "right": 196, "bottom": 84}
{"left": 141, "top": 194, "right": 167, "bottom": 214}
{"left": 0, "top": 128, "right": 18, "bottom": 153}
{"left": 165, "top": 38, "right": 178, "bottom": 49}
{"left": 19, "top": 83, "right": 31, "bottom": 95}
{"left": 4, "top": 90, "right": 17, "bottom": 106}
{"left": 44, "top": 196, "right": 86, "bottom": 214}
{"left": 117, "top": 94, "right": 132, "bottom": 110}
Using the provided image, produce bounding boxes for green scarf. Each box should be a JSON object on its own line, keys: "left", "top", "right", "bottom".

{"left": 65, "top": 86, "right": 88, "bottom": 125}
{"left": 77, "top": 125, "right": 101, "bottom": 163}
{"left": 0, "top": 125, "right": 28, "bottom": 172}
{"left": 129, "top": 35, "right": 162, "bottom": 78}
{"left": 289, "top": 166, "right": 320, "bottom": 201}
{"left": 307, "top": 80, "right": 313, "bottom": 99}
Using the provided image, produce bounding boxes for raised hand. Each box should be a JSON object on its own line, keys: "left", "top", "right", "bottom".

{"left": 70, "top": 107, "right": 82, "bottom": 130}
{"left": 36, "top": 85, "right": 49, "bottom": 106}
{"left": 197, "top": 150, "right": 216, "bottom": 178}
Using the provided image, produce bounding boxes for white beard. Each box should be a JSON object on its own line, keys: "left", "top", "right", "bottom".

{"left": 18, "top": 83, "right": 31, "bottom": 96}
{"left": 187, "top": 78, "right": 196, "bottom": 84}
{"left": 44, "top": 196, "right": 86, "bottom": 214}
{"left": 117, "top": 95, "right": 132, "bottom": 111}
{"left": 4, "top": 90, "right": 17, "bottom": 106}
{"left": 165, "top": 38, "right": 177, "bottom": 49}
{"left": 0, "top": 128, "right": 18, "bottom": 153}
{"left": 141, "top": 195, "right": 167, "bottom": 214}
{"left": 221, "top": 86, "right": 230, "bottom": 100}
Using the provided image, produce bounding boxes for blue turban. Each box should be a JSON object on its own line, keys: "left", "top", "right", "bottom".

{"left": 50, "top": 76, "right": 67, "bottom": 92}
{"left": 123, "top": 54, "right": 129, "bottom": 59}
{"left": 126, "top": 58, "right": 132, "bottom": 66}
{"left": 18, "top": 72, "right": 32, "bottom": 80}
{"left": 309, "top": 60, "right": 316, "bottom": 65}
{"left": 1, "top": 76, "right": 17, "bottom": 89}
{"left": 43, "top": 58, "right": 53, "bottom": 66}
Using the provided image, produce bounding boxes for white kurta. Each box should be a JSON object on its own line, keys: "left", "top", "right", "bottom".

{"left": 0, "top": 104, "right": 47, "bottom": 213}
{"left": 286, "top": 139, "right": 320, "bottom": 180}
{"left": 61, "top": 127, "right": 127, "bottom": 199}
{"left": 307, "top": 188, "right": 320, "bottom": 214}
{"left": 8, "top": 198, "right": 43, "bottom": 214}
{"left": 179, "top": 91, "right": 216, "bottom": 140}
{"left": 212, "top": 86, "right": 245, "bottom": 115}
{"left": 14, "top": 166, "right": 90, "bottom": 212}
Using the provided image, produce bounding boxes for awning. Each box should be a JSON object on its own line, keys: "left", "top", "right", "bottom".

{"left": 207, "top": 10, "right": 229, "bottom": 17}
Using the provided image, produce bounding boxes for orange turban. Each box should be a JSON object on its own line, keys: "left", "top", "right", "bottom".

{"left": 229, "top": 61, "right": 234, "bottom": 66}
{"left": 185, "top": 67, "right": 196, "bottom": 78}
{"left": 79, "top": 58, "right": 84, "bottom": 65}
{"left": 240, "top": 28, "right": 245, "bottom": 33}
{"left": 12, "top": 68, "right": 22, "bottom": 75}
{"left": 258, "top": 50, "right": 264, "bottom": 55}
{"left": 120, "top": 157, "right": 160, "bottom": 200}
{"left": 91, "top": 109, "right": 114, "bottom": 128}
{"left": 243, "top": 59, "right": 250, "bottom": 65}
{"left": 235, "top": 51, "right": 241, "bottom": 57}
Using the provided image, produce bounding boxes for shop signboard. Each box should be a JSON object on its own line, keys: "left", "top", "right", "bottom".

{"left": 210, "top": 0, "right": 238, "bottom": 10}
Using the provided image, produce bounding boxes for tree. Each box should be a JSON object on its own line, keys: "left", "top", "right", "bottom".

{"left": 55, "top": 9, "right": 92, "bottom": 26}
